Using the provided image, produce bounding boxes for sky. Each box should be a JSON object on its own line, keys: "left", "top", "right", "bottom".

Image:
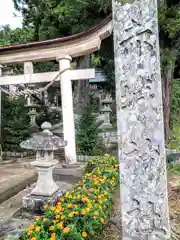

{"left": 0, "top": 0, "right": 22, "bottom": 29}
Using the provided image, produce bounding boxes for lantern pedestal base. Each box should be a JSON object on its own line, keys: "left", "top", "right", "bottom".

{"left": 22, "top": 189, "right": 66, "bottom": 213}
{"left": 31, "top": 160, "right": 59, "bottom": 197}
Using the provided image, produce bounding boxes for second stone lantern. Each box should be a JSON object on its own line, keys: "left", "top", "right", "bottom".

{"left": 20, "top": 122, "right": 67, "bottom": 211}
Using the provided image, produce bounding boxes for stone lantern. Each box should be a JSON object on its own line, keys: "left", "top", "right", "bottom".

{"left": 25, "top": 96, "right": 39, "bottom": 123}
{"left": 20, "top": 122, "right": 67, "bottom": 211}
{"left": 100, "top": 95, "right": 113, "bottom": 129}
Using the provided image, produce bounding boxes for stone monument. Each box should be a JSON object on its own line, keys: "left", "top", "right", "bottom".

{"left": 20, "top": 122, "right": 67, "bottom": 212}
{"left": 112, "top": 0, "right": 170, "bottom": 239}
{"left": 99, "top": 95, "right": 113, "bottom": 129}
{"left": 25, "top": 96, "right": 40, "bottom": 125}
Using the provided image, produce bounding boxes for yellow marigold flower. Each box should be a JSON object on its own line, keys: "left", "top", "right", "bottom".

{"left": 27, "top": 230, "right": 32, "bottom": 235}
{"left": 82, "top": 231, "right": 87, "bottom": 238}
{"left": 68, "top": 212, "right": 74, "bottom": 217}
{"left": 55, "top": 215, "right": 60, "bottom": 219}
{"left": 50, "top": 206, "right": 56, "bottom": 211}
{"left": 42, "top": 218, "right": 47, "bottom": 222}
{"left": 94, "top": 211, "right": 99, "bottom": 216}
{"left": 81, "top": 209, "right": 86, "bottom": 215}
{"left": 86, "top": 208, "right": 90, "bottom": 213}
{"left": 63, "top": 227, "right": 70, "bottom": 233}
{"left": 51, "top": 233, "right": 56, "bottom": 237}
{"left": 55, "top": 208, "right": 60, "bottom": 213}
{"left": 35, "top": 216, "right": 41, "bottom": 221}
{"left": 50, "top": 237, "right": 56, "bottom": 240}
{"left": 35, "top": 226, "right": 40, "bottom": 232}
{"left": 57, "top": 222, "right": 64, "bottom": 229}
{"left": 49, "top": 226, "right": 54, "bottom": 231}
{"left": 61, "top": 215, "right": 65, "bottom": 220}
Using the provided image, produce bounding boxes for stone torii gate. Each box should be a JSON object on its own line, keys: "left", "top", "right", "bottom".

{"left": 0, "top": 60, "right": 95, "bottom": 164}
{"left": 0, "top": 0, "right": 170, "bottom": 238}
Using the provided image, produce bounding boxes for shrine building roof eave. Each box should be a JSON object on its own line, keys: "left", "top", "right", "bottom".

{"left": 0, "top": 15, "right": 113, "bottom": 65}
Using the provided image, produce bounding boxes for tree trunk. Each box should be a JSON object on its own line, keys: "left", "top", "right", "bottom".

{"left": 73, "top": 55, "right": 91, "bottom": 115}
{"left": 161, "top": 54, "right": 175, "bottom": 141}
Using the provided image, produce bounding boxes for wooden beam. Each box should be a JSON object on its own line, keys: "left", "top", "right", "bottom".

{"left": 0, "top": 69, "right": 95, "bottom": 86}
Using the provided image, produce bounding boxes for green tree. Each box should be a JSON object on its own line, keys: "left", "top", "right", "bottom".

{"left": 158, "top": 1, "right": 180, "bottom": 139}
{"left": 76, "top": 105, "right": 104, "bottom": 156}
{"left": 13, "top": 0, "right": 111, "bottom": 40}
{"left": 0, "top": 25, "right": 34, "bottom": 45}
{"left": 2, "top": 96, "right": 30, "bottom": 152}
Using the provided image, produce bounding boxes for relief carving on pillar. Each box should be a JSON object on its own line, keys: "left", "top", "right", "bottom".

{"left": 112, "top": 0, "right": 170, "bottom": 239}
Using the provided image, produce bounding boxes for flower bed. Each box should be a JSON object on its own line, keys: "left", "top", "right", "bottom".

{"left": 20, "top": 155, "right": 119, "bottom": 240}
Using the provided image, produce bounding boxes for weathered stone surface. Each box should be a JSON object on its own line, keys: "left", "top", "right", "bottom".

{"left": 112, "top": 0, "right": 170, "bottom": 239}
{"left": 20, "top": 122, "right": 67, "bottom": 151}
{"left": 22, "top": 189, "right": 66, "bottom": 212}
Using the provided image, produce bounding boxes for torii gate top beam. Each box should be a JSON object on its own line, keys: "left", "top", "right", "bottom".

{"left": 0, "top": 16, "right": 113, "bottom": 65}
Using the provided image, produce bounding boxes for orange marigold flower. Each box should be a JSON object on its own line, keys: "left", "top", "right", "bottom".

{"left": 100, "top": 218, "right": 105, "bottom": 223}
{"left": 81, "top": 210, "right": 86, "bottom": 215}
{"left": 82, "top": 231, "right": 87, "bottom": 238}
{"left": 31, "top": 238, "right": 36, "bottom": 240}
{"left": 27, "top": 230, "right": 32, "bottom": 235}
{"left": 42, "top": 218, "right": 47, "bottom": 222}
{"left": 35, "top": 226, "right": 40, "bottom": 232}
{"left": 35, "top": 216, "right": 41, "bottom": 221}
{"left": 67, "top": 204, "right": 72, "bottom": 208}
{"left": 29, "top": 224, "right": 35, "bottom": 230}
{"left": 63, "top": 227, "right": 70, "bottom": 233}
{"left": 49, "top": 226, "right": 55, "bottom": 231}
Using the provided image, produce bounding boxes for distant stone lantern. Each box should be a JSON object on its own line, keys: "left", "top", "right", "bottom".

{"left": 20, "top": 122, "right": 67, "bottom": 211}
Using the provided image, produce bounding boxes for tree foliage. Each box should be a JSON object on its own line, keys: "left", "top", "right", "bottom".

{"left": 13, "top": 0, "right": 111, "bottom": 40}
{"left": 0, "top": 25, "right": 34, "bottom": 45}
{"left": 76, "top": 105, "right": 104, "bottom": 156}
{"left": 1, "top": 95, "right": 30, "bottom": 152}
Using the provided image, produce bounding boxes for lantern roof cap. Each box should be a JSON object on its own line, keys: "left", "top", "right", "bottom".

{"left": 20, "top": 122, "right": 67, "bottom": 151}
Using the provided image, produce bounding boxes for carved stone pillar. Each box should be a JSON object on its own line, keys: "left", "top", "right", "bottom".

{"left": 0, "top": 65, "right": 3, "bottom": 161}
{"left": 112, "top": 0, "right": 170, "bottom": 239}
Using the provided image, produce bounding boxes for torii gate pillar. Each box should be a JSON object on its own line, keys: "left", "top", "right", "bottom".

{"left": 112, "top": 0, "right": 170, "bottom": 239}
{"left": 57, "top": 55, "right": 76, "bottom": 164}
